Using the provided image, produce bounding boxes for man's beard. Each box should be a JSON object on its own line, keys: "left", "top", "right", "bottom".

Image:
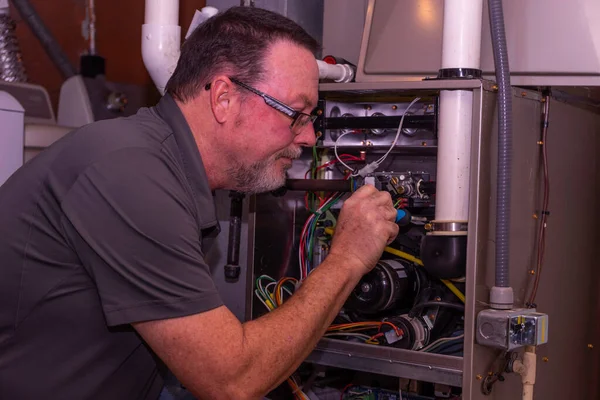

{"left": 225, "top": 147, "right": 302, "bottom": 194}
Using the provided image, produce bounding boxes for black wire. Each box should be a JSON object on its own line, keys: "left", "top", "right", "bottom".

{"left": 409, "top": 301, "right": 465, "bottom": 317}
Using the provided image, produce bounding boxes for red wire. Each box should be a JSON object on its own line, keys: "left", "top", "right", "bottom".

{"left": 340, "top": 383, "right": 354, "bottom": 400}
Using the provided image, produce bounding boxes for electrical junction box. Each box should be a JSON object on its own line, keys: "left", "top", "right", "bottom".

{"left": 476, "top": 308, "right": 549, "bottom": 351}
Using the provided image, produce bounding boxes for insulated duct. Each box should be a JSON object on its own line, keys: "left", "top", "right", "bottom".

{"left": 10, "top": 0, "right": 76, "bottom": 79}
{"left": 421, "top": 0, "right": 483, "bottom": 280}
{"left": 0, "top": 5, "right": 26, "bottom": 82}
{"left": 488, "top": 0, "right": 514, "bottom": 309}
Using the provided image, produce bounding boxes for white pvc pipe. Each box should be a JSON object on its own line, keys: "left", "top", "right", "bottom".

{"left": 145, "top": 0, "right": 179, "bottom": 25}
{"left": 142, "top": 0, "right": 181, "bottom": 95}
{"left": 441, "top": 0, "right": 484, "bottom": 69}
{"left": 316, "top": 60, "right": 354, "bottom": 83}
{"left": 434, "top": 0, "right": 483, "bottom": 225}
{"left": 435, "top": 90, "right": 473, "bottom": 221}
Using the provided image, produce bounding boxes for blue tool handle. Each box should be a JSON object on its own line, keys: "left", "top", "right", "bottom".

{"left": 395, "top": 209, "right": 411, "bottom": 226}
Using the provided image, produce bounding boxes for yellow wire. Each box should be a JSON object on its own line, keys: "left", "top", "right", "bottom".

{"left": 382, "top": 246, "right": 465, "bottom": 303}
{"left": 323, "top": 227, "right": 466, "bottom": 303}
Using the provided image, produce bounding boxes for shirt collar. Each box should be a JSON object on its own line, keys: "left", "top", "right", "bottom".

{"left": 155, "top": 94, "right": 218, "bottom": 230}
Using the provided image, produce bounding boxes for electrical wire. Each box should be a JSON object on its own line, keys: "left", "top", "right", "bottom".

{"left": 374, "top": 98, "right": 421, "bottom": 166}
{"left": 333, "top": 132, "right": 359, "bottom": 173}
{"left": 409, "top": 301, "right": 465, "bottom": 318}
{"left": 420, "top": 334, "right": 464, "bottom": 353}
{"left": 333, "top": 98, "right": 421, "bottom": 177}
{"left": 527, "top": 93, "right": 550, "bottom": 307}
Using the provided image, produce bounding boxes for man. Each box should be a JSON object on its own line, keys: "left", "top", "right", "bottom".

{"left": 0, "top": 6, "right": 398, "bottom": 400}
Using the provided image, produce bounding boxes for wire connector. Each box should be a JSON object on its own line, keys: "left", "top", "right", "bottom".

{"left": 356, "top": 161, "right": 380, "bottom": 177}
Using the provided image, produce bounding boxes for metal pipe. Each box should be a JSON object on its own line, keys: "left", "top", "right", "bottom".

{"left": 285, "top": 179, "right": 353, "bottom": 193}
{"left": 224, "top": 191, "right": 245, "bottom": 282}
{"left": 488, "top": 0, "right": 514, "bottom": 309}
{"left": 87, "top": 0, "right": 96, "bottom": 55}
{"left": 10, "top": 0, "right": 76, "bottom": 79}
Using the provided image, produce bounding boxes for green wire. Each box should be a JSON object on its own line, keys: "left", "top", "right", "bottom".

{"left": 307, "top": 194, "right": 344, "bottom": 269}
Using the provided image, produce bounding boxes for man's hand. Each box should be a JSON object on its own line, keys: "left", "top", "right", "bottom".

{"left": 328, "top": 185, "right": 399, "bottom": 275}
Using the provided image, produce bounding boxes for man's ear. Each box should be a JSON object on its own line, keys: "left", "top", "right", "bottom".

{"left": 208, "top": 77, "right": 237, "bottom": 124}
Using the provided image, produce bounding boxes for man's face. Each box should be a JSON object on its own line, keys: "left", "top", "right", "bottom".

{"left": 225, "top": 40, "right": 319, "bottom": 194}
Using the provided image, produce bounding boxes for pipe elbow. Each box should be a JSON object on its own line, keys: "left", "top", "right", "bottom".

{"left": 316, "top": 60, "right": 355, "bottom": 83}
{"left": 141, "top": 24, "right": 181, "bottom": 95}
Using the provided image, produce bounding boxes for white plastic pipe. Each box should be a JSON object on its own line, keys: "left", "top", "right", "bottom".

{"left": 434, "top": 0, "right": 483, "bottom": 225}
{"left": 441, "top": 0, "right": 484, "bottom": 69}
{"left": 435, "top": 90, "right": 473, "bottom": 221}
{"left": 142, "top": 0, "right": 181, "bottom": 95}
{"left": 512, "top": 346, "right": 537, "bottom": 400}
{"left": 316, "top": 60, "right": 354, "bottom": 83}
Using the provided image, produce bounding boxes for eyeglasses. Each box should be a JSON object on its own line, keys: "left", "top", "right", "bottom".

{"left": 228, "top": 77, "right": 317, "bottom": 134}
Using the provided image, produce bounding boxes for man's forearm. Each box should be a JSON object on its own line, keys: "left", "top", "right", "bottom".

{"left": 237, "top": 253, "right": 364, "bottom": 397}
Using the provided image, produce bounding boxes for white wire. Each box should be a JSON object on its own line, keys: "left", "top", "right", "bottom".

{"left": 421, "top": 334, "right": 464, "bottom": 352}
{"left": 375, "top": 97, "right": 421, "bottom": 166}
{"left": 254, "top": 289, "right": 272, "bottom": 311}
{"left": 324, "top": 332, "right": 373, "bottom": 341}
{"left": 265, "top": 281, "right": 277, "bottom": 295}
{"left": 333, "top": 131, "right": 356, "bottom": 172}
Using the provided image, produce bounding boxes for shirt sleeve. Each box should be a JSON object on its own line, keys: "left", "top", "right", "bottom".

{"left": 60, "top": 147, "right": 223, "bottom": 326}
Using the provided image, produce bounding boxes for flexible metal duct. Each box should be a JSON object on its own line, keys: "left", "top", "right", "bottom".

{"left": 0, "top": 7, "right": 27, "bottom": 82}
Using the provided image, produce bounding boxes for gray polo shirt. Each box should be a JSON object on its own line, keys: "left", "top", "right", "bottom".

{"left": 0, "top": 94, "right": 223, "bottom": 399}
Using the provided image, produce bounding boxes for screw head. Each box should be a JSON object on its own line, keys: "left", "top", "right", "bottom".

{"left": 588, "top": 344, "right": 594, "bottom": 349}
{"left": 317, "top": 109, "right": 323, "bottom": 115}
{"left": 316, "top": 131, "right": 322, "bottom": 138}
{"left": 476, "top": 374, "right": 483, "bottom": 380}
{"left": 542, "top": 357, "right": 549, "bottom": 362}
{"left": 529, "top": 270, "right": 536, "bottom": 275}
{"left": 392, "top": 105, "right": 398, "bottom": 110}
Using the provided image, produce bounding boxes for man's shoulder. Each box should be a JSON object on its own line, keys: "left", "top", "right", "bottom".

{"left": 74, "top": 106, "right": 174, "bottom": 154}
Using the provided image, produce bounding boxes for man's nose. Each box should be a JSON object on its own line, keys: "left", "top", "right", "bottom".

{"left": 294, "top": 123, "right": 317, "bottom": 147}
